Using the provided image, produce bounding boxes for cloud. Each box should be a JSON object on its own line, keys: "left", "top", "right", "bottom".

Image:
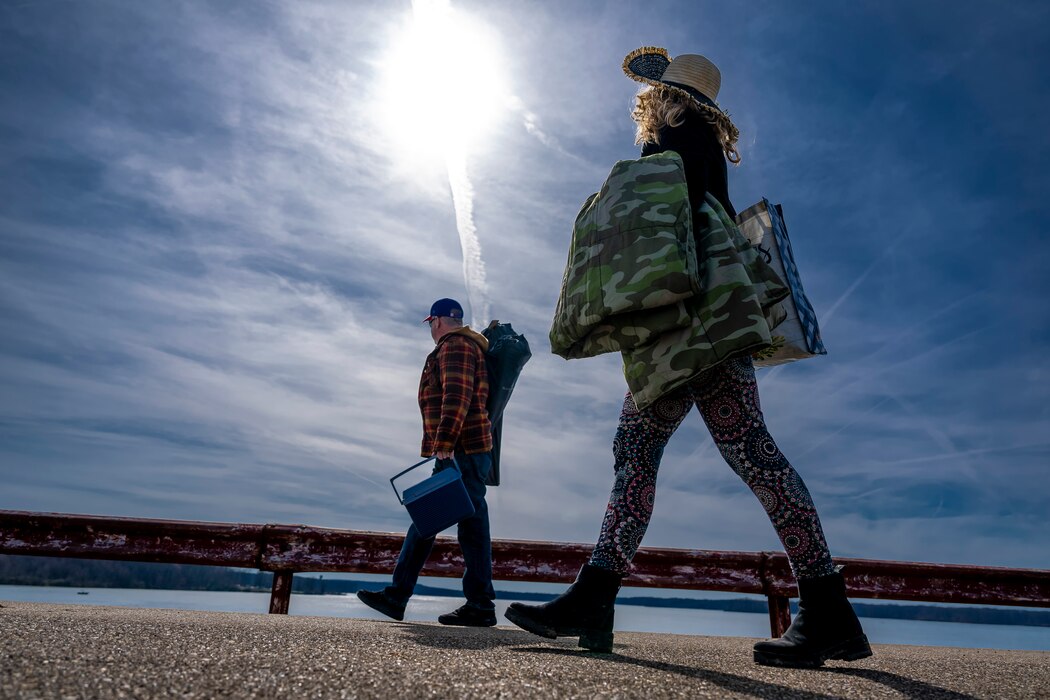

{"left": 1, "top": 0, "right": 1048, "bottom": 572}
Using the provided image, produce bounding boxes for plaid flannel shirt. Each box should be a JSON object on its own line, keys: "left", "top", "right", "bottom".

{"left": 418, "top": 328, "right": 492, "bottom": 456}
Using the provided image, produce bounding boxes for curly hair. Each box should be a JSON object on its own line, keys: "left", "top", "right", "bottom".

{"left": 631, "top": 85, "right": 741, "bottom": 164}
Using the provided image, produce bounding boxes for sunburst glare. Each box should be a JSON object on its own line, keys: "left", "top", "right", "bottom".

{"left": 376, "top": 0, "right": 509, "bottom": 326}
{"left": 378, "top": 0, "right": 508, "bottom": 163}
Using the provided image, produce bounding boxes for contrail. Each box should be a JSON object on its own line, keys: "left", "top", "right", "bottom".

{"left": 507, "top": 94, "right": 595, "bottom": 169}
{"left": 408, "top": 0, "right": 491, "bottom": 328}
{"left": 821, "top": 231, "right": 910, "bottom": 329}
{"left": 794, "top": 395, "right": 895, "bottom": 459}
{"left": 446, "top": 152, "right": 490, "bottom": 327}
{"left": 873, "top": 441, "right": 1050, "bottom": 467}
{"left": 763, "top": 231, "right": 912, "bottom": 385}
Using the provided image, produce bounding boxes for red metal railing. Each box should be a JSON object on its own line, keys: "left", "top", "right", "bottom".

{"left": 2, "top": 509, "right": 1048, "bottom": 636}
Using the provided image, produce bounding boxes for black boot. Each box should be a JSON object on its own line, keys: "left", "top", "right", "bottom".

{"left": 356, "top": 588, "right": 406, "bottom": 622}
{"left": 753, "top": 569, "right": 872, "bottom": 668}
{"left": 505, "top": 564, "right": 622, "bottom": 652}
{"left": 438, "top": 604, "right": 497, "bottom": 627}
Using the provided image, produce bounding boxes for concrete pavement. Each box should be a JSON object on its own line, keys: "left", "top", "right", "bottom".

{"left": 2, "top": 601, "right": 1047, "bottom": 699}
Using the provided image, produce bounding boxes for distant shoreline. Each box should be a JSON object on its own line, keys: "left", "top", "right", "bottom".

{"left": 3, "top": 554, "right": 1047, "bottom": 628}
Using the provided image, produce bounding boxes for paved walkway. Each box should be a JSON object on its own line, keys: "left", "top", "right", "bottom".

{"left": 2, "top": 601, "right": 1047, "bottom": 699}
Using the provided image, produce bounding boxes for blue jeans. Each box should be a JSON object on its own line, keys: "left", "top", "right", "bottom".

{"left": 387, "top": 451, "right": 495, "bottom": 610}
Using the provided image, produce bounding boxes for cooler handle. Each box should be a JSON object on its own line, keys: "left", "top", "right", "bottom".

{"left": 390, "top": 456, "right": 461, "bottom": 505}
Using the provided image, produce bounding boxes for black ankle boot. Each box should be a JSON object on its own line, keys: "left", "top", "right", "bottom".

{"left": 753, "top": 569, "right": 872, "bottom": 668}
{"left": 505, "top": 564, "right": 622, "bottom": 652}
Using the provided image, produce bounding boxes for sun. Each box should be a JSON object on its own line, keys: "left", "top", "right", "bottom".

{"left": 378, "top": 0, "right": 508, "bottom": 164}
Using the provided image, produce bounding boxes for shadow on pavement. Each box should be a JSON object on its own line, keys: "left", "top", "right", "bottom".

{"left": 394, "top": 624, "right": 839, "bottom": 698}
{"left": 824, "top": 667, "right": 978, "bottom": 700}
{"left": 386, "top": 625, "right": 979, "bottom": 700}
{"left": 517, "top": 646, "right": 843, "bottom": 699}
{"left": 396, "top": 622, "right": 531, "bottom": 650}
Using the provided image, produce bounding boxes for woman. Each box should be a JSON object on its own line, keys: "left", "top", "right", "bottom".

{"left": 505, "top": 47, "right": 872, "bottom": 669}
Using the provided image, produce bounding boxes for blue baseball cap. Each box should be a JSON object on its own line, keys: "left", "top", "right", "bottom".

{"left": 423, "top": 298, "right": 464, "bottom": 323}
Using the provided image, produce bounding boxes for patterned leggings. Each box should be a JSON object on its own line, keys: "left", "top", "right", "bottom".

{"left": 590, "top": 355, "right": 836, "bottom": 580}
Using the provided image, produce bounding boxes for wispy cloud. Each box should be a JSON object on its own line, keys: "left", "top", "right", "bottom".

{"left": 1, "top": 0, "right": 1048, "bottom": 571}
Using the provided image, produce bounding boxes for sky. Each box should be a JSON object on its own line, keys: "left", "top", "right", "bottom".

{"left": 1, "top": 0, "right": 1048, "bottom": 573}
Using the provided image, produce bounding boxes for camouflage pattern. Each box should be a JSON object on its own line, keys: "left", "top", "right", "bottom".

{"left": 549, "top": 150, "right": 790, "bottom": 410}
{"left": 622, "top": 194, "right": 789, "bottom": 409}
{"left": 550, "top": 152, "right": 699, "bottom": 359}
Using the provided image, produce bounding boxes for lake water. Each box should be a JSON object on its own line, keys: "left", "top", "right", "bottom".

{"left": 3, "top": 584, "right": 1047, "bottom": 652}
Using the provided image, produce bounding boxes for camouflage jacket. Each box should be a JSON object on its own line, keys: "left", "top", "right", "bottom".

{"left": 549, "top": 152, "right": 789, "bottom": 410}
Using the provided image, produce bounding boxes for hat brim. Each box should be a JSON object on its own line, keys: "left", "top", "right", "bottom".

{"left": 622, "top": 46, "right": 739, "bottom": 146}
{"left": 622, "top": 46, "right": 672, "bottom": 84}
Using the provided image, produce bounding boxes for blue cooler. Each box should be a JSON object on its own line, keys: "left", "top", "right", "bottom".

{"left": 390, "top": 457, "right": 475, "bottom": 539}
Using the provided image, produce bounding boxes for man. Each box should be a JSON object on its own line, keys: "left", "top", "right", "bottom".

{"left": 357, "top": 298, "right": 497, "bottom": 626}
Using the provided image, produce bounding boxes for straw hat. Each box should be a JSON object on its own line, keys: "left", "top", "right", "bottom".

{"left": 622, "top": 46, "right": 739, "bottom": 146}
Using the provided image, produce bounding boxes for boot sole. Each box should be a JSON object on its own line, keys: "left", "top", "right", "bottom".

{"left": 355, "top": 592, "right": 405, "bottom": 622}
{"left": 504, "top": 606, "right": 558, "bottom": 639}
{"left": 438, "top": 617, "right": 497, "bottom": 627}
{"left": 504, "top": 607, "right": 614, "bottom": 653}
{"left": 754, "top": 634, "right": 872, "bottom": 669}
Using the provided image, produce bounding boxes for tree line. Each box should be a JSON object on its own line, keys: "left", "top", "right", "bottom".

{"left": 2, "top": 554, "right": 1047, "bottom": 627}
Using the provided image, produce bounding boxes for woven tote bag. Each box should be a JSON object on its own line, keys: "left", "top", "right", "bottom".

{"left": 735, "top": 199, "right": 827, "bottom": 367}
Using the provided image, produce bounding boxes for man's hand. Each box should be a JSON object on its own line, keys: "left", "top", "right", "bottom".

{"left": 435, "top": 450, "right": 454, "bottom": 460}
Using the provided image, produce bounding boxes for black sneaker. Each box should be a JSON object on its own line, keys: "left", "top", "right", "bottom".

{"left": 438, "top": 604, "right": 497, "bottom": 627}
{"left": 356, "top": 589, "right": 406, "bottom": 621}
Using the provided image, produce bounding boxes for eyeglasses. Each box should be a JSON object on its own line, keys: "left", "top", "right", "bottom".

{"left": 427, "top": 315, "right": 459, "bottom": 327}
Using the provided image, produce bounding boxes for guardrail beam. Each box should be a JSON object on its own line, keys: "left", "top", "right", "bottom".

{"left": 3, "top": 509, "right": 1049, "bottom": 637}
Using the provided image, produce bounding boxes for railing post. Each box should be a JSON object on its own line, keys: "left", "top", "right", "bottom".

{"left": 269, "top": 571, "right": 294, "bottom": 614}
{"left": 4, "top": 510, "right": 1050, "bottom": 620}
{"left": 767, "top": 594, "right": 791, "bottom": 637}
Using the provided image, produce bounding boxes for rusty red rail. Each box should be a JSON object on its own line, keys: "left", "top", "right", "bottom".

{"left": 2, "top": 509, "right": 1048, "bottom": 636}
